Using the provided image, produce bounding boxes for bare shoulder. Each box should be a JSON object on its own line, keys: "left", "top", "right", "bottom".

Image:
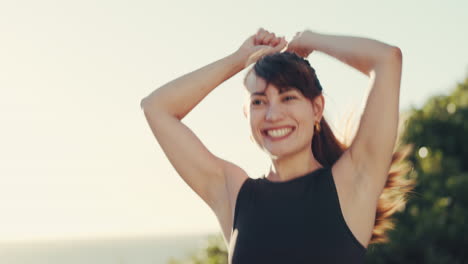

{"left": 332, "top": 149, "right": 378, "bottom": 249}
{"left": 212, "top": 160, "right": 250, "bottom": 244}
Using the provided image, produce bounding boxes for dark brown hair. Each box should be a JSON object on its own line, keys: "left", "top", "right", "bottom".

{"left": 244, "top": 52, "right": 416, "bottom": 244}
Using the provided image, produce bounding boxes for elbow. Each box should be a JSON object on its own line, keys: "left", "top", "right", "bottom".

{"left": 387, "top": 46, "right": 403, "bottom": 62}
{"left": 367, "top": 47, "right": 402, "bottom": 77}
{"left": 140, "top": 97, "right": 160, "bottom": 115}
{"left": 140, "top": 98, "right": 146, "bottom": 110}
{"left": 140, "top": 98, "right": 180, "bottom": 120}
{"left": 391, "top": 46, "right": 402, "bottom": 61}
{"left": 373, "top": 46, "right": 402, "bottom": 74}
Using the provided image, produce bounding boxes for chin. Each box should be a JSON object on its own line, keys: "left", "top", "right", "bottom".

{"left": 263, "top": 139, "right": 312, "bottom": 158}
{"left": 263, "top": 146, "right": 302, "bottom": 160}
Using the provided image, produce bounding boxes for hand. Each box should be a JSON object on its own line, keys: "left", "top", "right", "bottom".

{"left": 236, "top": 28, "right": 288, "bottom": 67}
{"left": 285, "top": 30, "right": 315, "bottom": 58}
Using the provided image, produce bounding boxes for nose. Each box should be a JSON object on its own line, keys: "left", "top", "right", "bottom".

{"left": 265, "top": 103, "right": 285, "bottom": 122}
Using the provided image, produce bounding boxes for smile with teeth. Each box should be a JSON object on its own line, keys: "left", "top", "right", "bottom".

{"left": 264, "top": 127, "right": 294, "bottom": 138}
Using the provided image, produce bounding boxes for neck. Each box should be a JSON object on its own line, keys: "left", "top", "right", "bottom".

{"left": 266, "top": 148, "right": 323, "bottom": 182}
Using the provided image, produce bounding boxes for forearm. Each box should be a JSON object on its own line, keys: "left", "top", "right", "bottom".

{"left": 305, "top": 31, "right": 400, "bottom": 76}
{"left": 141, "top": 51, "right": 247, "bottom": 120}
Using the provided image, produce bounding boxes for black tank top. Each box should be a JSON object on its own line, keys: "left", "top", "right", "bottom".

{"left": 229, "top": 166, "right": 367, "bottom": 264}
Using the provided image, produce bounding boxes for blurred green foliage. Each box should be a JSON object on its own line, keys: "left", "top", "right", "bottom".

{"left": 168, "top": 76, "right": 468, "bottom": 264}
{"left": 167, "top": 234, "right": 228, "bottom": 264}
{"left": 364, "top": 76, "right": 468, "bottom": 264}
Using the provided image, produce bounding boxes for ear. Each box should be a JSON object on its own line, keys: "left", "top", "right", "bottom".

{"left": 312, "top": 94, "right": 325, "bottom": 122}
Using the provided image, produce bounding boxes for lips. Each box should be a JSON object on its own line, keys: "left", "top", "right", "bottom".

{"left": 262, "top": 126, "right": 296, "bottom": 141}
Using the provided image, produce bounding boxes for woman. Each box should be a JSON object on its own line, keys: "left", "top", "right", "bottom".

{"left": 141, "top": 28, "right": 414, "bottom": 263}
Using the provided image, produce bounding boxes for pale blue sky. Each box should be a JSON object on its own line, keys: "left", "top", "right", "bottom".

{"left": 0, "top": 0, "right": 467, "bottom": 241}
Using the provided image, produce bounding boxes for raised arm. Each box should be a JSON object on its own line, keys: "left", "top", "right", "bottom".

{"left": 140, "top": 29, "right": 287, "bottom": 213}
{"left": 287, "top": 30, "right": 402, "bottom": 200}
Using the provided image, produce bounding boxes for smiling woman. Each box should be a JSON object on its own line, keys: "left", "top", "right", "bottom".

{"left": 242, "top": 53, "right": 323, "bottom": 168}
{"left": 141, "top": 28, "right": 415, "bottom": 264}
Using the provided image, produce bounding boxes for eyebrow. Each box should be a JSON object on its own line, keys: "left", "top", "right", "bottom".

{"left": 250, "top": 89, "right": 297, "bottom": 97}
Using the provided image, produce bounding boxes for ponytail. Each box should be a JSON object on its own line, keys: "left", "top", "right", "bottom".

{"left": 313, "top": 117, "right": 416, "bottom": 244}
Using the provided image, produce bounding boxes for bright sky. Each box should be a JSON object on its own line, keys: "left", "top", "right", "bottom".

{"left": 1, "top": 0, "right": 467, "bottom": 242}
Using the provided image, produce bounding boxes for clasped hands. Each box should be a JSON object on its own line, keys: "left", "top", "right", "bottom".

{"left": 238, "top": 28, "right": 315, "bottom": 66}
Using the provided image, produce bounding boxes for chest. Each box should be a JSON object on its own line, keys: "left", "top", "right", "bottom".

{"left": 229, "top": 183, "right": 367, "bottom": 263}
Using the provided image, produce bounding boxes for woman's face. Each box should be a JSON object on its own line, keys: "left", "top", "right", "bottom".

{"left": 244, "top": 72, "right": 324, "bottom": 158}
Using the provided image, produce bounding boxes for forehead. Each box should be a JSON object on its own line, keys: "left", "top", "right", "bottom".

{"left": 245, "top": 71, "right": 267, "bottom": 93}
{"left": 245, "top": 71, "right": 296, "bottom": 95}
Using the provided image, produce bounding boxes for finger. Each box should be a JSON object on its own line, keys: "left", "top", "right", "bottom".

{"left": 297, "top": 49, "right": 310, "bottom": 57}
{"left": 256, "top": 27, "right": 265, "bottom": 34}
{"left": 255, "top": 29, "right": 270, "bottom": 45}
{"left": 262, "top": 33, "right": 276, "bottom": 45}
{"left": 255, "top": 28, "right": 267, "bottom": 39}
{"left": 271, "top": 37, "right": 281, "bottom": 46}
{"left": 254, "top": 28, "right": 265, "bottom": 45}
{"left": 285, "top": 41, "right": 296, "bottom": 52}
{"left": 272, "top": 37, "right": 287, "bottom": 52}
{"left": 280, "top": 37, "right": 289, "bottom": 50}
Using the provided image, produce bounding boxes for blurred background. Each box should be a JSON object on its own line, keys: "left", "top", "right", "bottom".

{"left": 1, "top": 0, "right": 467, "bottom": 263}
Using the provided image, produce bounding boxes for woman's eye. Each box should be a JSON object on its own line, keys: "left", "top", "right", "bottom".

{"left": 251, "top": 99, "right": 263, "bottom": 105}
{"left": 283, "top": 95, "right": 297, "bottom": 101}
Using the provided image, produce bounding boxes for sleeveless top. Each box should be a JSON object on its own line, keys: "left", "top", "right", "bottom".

{"left": 229, "top": 166, "right": 367, "bottom": 264}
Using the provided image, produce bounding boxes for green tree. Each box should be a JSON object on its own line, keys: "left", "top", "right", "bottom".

{"left": 365, "top": 75, "right": 468, "bottom": 264}
{"left": 167, "top": 233, "right": 227, "bottom": 264}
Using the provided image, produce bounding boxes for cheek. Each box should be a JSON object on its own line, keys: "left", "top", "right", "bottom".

{"left": 249, "top": 116, "right": 261, "bottom": 133}
{"left": 249, "top": 109, "right": 263, "bottom": 124}
{"left": 294, "top": 107, "right": 315, "bottom": 131}
{"left": 249, "top": 112, "right": 265, "bottom": 138}
{"left": 302, "top": 122, "right": 315, "bottom": 136}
